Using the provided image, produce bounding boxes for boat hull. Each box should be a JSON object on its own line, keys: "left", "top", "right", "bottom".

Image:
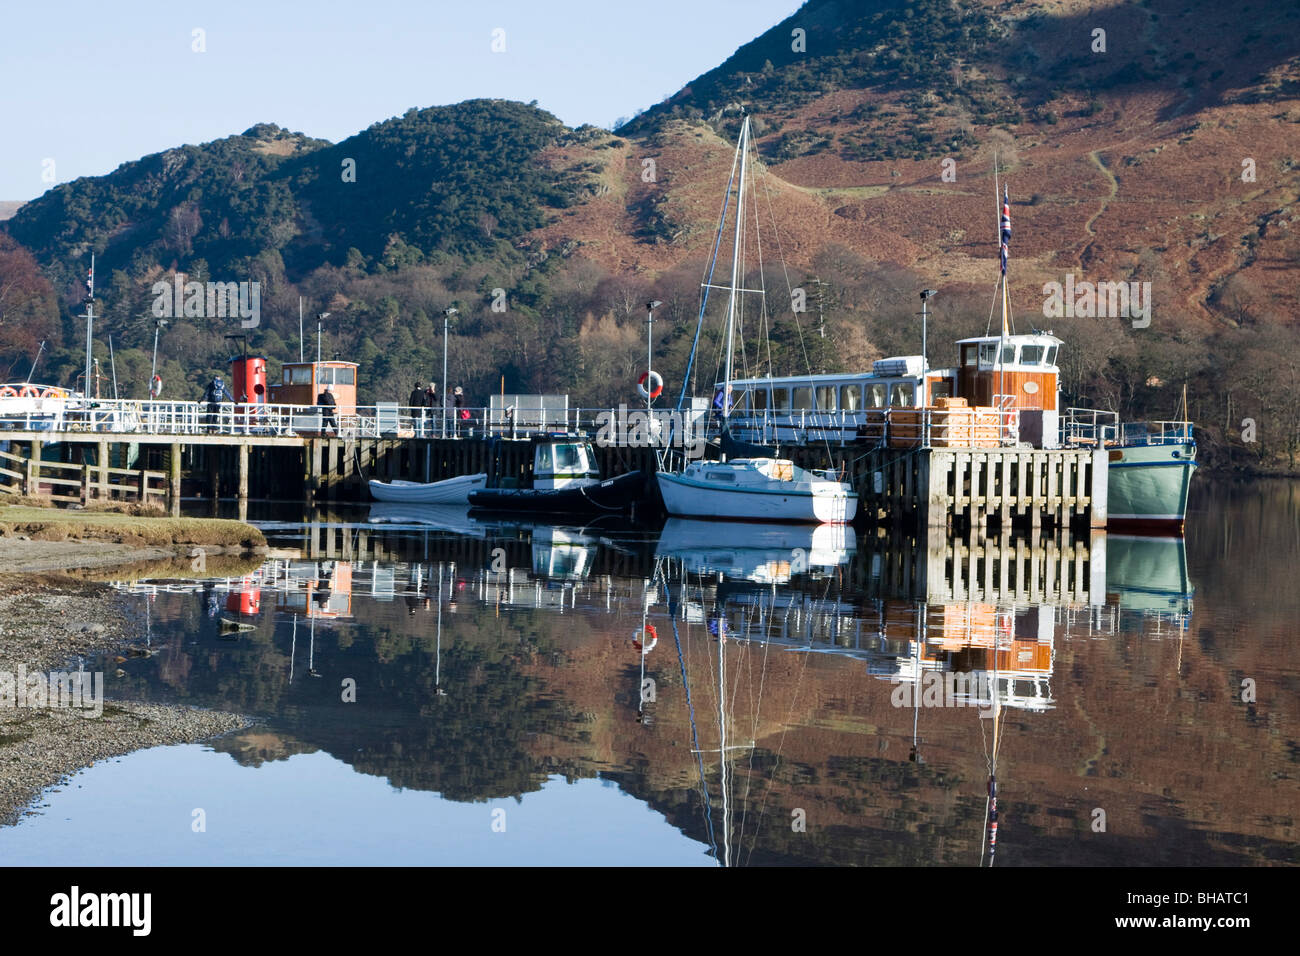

{"left": 469, "top": 471, "right": 645, "bottom": 515}
{"left": 656, "top": 472, "right": 857, "bottom": 523}
{"left": 1106, "top": 443, "right": 1196, "bottom": 532}
{"left": 368, "top": 473, "right": 486, "bottom": 504}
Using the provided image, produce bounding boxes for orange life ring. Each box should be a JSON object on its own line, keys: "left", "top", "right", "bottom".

{"left": 633, "top": 623, "right": 658, "bottom": 653}
{"left": 18, "top": 385, "right": 40, "bottom": 398}
{"left": 0, "top": 386, "right": 17, "bottom": 398}
{"left": 636, "top": 371, "right": 663, "bottom": 401}
{"left": 39, "top": 387, "right": 62, "bottom": 399}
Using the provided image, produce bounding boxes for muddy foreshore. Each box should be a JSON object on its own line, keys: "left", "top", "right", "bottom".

{"left": 0, "top": 542, "right": 256, "bottom": 827}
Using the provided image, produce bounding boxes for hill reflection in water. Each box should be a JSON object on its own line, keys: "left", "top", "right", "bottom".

{"left": 43, "top": 481, "right": 1300, "bottom": 865}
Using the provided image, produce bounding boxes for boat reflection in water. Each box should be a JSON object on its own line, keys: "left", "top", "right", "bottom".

{"left": 95, "top": 509, "right": 1221, "bottom": 866}
{"left": 655, "top": 518, "right": 855, "bottom": 584}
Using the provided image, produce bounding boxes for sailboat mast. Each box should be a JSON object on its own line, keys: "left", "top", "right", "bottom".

{"left": 722, "top": 116, "right": 750, "bottom": 424}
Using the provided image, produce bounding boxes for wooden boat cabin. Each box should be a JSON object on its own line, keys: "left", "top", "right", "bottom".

{"left": 953, "top": 333, "right": 1062, "bottom": 448}
{"left": 268, "top": 361, "right": 359, "bottom": 415}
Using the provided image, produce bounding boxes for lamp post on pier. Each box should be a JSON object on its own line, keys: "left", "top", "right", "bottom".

{"left": 442, "top": 307, "right": 458, "bottom": 438}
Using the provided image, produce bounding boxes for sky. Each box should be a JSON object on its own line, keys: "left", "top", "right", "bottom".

{"left": 1, "top": 0, "right": 803, "bottom": 202}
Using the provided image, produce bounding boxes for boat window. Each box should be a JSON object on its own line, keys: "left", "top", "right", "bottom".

{"left": 890, "top": 382, "right": 915, "bottom": 407}
{"left": 792, "top": 387, "right": 813, "bottom": 411}
{"left": 815, "top": 386, "right": 836, "bottom": 411}
{"left": 535, "top": 445, "right": 553, "bottom": 471}
{"left": 930, "top": 378, "right": 953, "bottom": 402}
{"left": 729, "top": 390, "right": 750, "bottom": 414}
{"left": 1020, "top": 345, "right": 1045, "bottom": 366}
{"left": 554, "top": 444, "right": 583, "bottom": 469}
{"left": 772, "top": 388, "right": 791, "bottom": 414}
{"left": 706, "top": 470, "right": 736, "bottom": 483}
{"left": 289, "top": 366, "right": 312, "bottom": 385}
{"left": 962, "top": 345, "right": 978, "bottom": 367}
{"left": 978, "top": 343, "right": 997, "bottom": 366}
{"left": 1044, "top": 345, "right": 1058, "bottom": 366}
{"left": 866, "top": 383, "right": 887, "bottom": 408}
{"left": 751, "top": 388, "right": 768, "bottom": 411}
{"left": 841, "top": 385, "right": 861, "bottom": 411}
{"left": 1001, "top": 345, "right": 1017, "bottom": 364}
{"left": 332, "top": 367, "right": 356, "bottom": 386}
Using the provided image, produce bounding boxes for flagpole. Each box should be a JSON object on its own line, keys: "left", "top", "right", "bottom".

{"left": 83, "top": 255, "right": 95, "bottom": 398}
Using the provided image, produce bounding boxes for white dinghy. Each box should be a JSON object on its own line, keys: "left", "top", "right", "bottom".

{"left": 368, "top": 473, "right": 487, "bottom": 504}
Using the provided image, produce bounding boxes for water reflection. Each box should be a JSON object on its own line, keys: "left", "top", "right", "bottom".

{"left": 76, "top": 485, "right": 1298, "bottom": 865}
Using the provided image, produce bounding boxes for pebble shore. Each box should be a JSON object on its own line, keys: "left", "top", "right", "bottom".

{"left": 0, "top": 570, "right": 251, "bottom": 826}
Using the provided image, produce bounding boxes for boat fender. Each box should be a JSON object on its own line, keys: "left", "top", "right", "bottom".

{"left": 632, "top": 623, "right": 658, "bottom": 653}
{"left": 636, "top": 371, "right": 664, "bottom": 401}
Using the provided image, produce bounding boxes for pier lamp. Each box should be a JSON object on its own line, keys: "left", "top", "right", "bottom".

{"left": 646, "top": 300, "right": 662, "bottom": 412}
{"left": 316, "top": 313, "right": 331, "bottom": 365}
{"left": 918, "top": 289, "right": 938, "bottom": 374}
{"left": 442, "top": 307, "right": 458, "bottom": 437}
{"left": 150, "top": 318, "right": 168, "bottom": 392}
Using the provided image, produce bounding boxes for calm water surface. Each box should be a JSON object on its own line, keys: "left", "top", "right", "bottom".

{"left": 3, "top": 479, "right": 1297, "bottom": 866}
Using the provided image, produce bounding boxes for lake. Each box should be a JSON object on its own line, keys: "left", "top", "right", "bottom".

{"left": 2, "top": 478, "right": 1297, "bottom": 866}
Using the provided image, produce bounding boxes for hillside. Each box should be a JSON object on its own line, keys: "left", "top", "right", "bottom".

{"left": 1, "top": 0, "right": 1298, "bottom": 469}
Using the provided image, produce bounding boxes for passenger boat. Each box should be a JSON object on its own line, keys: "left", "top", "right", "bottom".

{"left": 468, "top": 434, "right": 645, "bottom": 516}
{"left": 368, "top": 473, "right": 486, "bottom": 504}
{"left": 704, "top": 175, "right": 1195, "bottom": 530}
{"left": 653, "top": 115, "right": 856, "bottom": 524}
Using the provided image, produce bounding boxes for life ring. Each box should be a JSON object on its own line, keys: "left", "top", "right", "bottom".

{"left": 0, "top": 386, "right": 16, "bottom": 398}
{"left": 39, "top": 387, "right": 61, "bottom": 399}
{"left": 632, "top": 623, "right": 658, "bottom": 653}
{"left": 637, "top": 371, "right": 664, "bottom": 401}
{"left": 18, "top": 385, "right": 40, "bottom": 398}
{"left": 150, "top": 374, "right": 163, "bottom": 398}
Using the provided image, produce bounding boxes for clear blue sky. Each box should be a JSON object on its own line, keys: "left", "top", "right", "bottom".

{"left": 2, "top": 0, "right": 802, "bottom": 201}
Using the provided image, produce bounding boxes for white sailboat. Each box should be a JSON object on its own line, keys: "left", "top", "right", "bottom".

{"left": 654, "top": 115, "right": 857, "bottom": 524}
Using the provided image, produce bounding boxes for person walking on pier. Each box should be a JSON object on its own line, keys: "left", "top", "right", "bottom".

{"left": 453, "top": 386, "right": 466, "bottom": 435}
{"left": 203, "top": 376, "right": 235, "bottom": 433}
{"left": 317, "top": 383, "right": 338, "bottom": 436}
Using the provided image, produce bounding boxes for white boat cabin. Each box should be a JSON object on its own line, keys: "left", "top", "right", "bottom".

{"left": 532, "top": 438, "right": 600, "bottom": 490}
{"left": 714, "top": 332, "right": 1063, "bottom": 448}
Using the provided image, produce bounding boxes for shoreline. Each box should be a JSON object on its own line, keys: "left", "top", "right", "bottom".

{"left": 0, "top": 530, "right": 261, "bottom": 827}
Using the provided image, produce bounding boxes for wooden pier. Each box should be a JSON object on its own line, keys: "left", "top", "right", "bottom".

{"left": 797, "top": 445, "right": 1109, "bottom": 532}
{"left": 0, "top": 420, "right": 1106, "bottom": 531}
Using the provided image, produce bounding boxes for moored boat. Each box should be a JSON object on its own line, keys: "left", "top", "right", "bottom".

{"left": 468, "top": 434, "right": 645, "bottom": 516}
{"left": 656, "top": 458, "right": 857, "bottom": 523}
{"left": 368, "top": 473, "right": 486, "bottom": 504}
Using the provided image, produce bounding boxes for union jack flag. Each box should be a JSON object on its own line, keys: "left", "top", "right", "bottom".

{"left": 999, "top": 187, "right": 1011, "bottom": 276}
{"left": 86, "top": 259, "right": 94, "bottom": 299}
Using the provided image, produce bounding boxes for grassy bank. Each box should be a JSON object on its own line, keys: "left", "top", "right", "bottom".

{"left": 0, "top": 504, "right": 265, "bottom": 550}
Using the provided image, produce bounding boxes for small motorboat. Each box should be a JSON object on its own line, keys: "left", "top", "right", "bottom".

{"left": 368, "top": 473, "right": 487, "bottom": 504}
{"left": 469, "top": 435, "right": 645, "bottom": 516}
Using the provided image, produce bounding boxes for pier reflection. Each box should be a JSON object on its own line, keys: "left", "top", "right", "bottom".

{"left": 99, "top": 502, "right": 1282, "bottom": 867}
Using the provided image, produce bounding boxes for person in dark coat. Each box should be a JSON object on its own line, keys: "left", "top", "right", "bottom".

{"left": 317, "top": 383, "right": 338, "bottom": 435}
{"left": 408, "top": 381, "right": 425, "bottom": 409}
{"left": 203, "top": 377, "right": 234, "bottom": 432}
